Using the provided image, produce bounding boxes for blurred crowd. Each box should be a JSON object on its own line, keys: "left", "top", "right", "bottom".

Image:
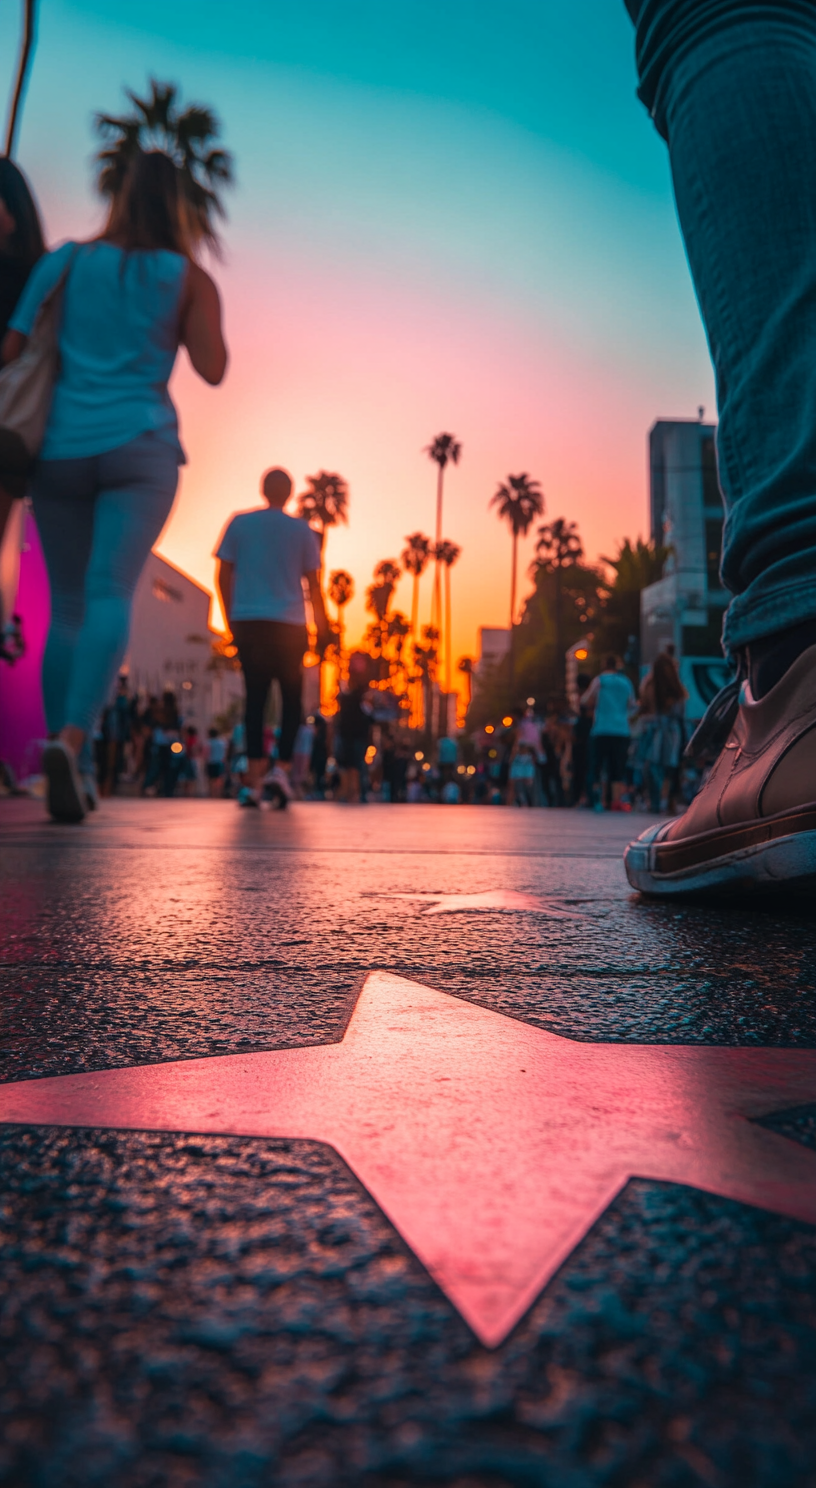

{"left": 88, "top": 644, "right": 696, "bottom": 814}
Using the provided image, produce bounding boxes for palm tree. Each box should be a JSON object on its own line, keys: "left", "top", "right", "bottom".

{"left": 490, "top": 473, "right": 545, "bottom": 630}
{"left": 424, "top": 433, "right": 461, "bottom": 631}
{"left": 415, "top": 624, "right": 440, "bottom": 741}
{"left": 4, "top": 0, "right": 36, "bottom": 157}
{"left": 434, "top": 539, "right": 461, "bottom": 695}
{"left": 296, "top": 470, "right": 349, "bottom": 567}
{"left": 328, "top": 569, "right": 354, "bottom": 674}
{"left": 94, "top": 79, "right": 233, "bottom": 247}
{"left": 457, "top": 656, "right": 474, "bottom": 715}
{"left": 386, "top": 611, "right": 411, "bottom": 692}
{"left": 533, "top": 518, "right": 584, "bottom": 680}
{"left": 400, "top": 532, "right": 432, "bottom": 642}
{"left": 401, "top": 534, "right": 432, "bottom": 730}
{"left": 365, "top": 560, "right": 401, "bottom": 661}
{"left": 595, "top": 537, "right": 668, "bottom": 663}
{"left": 374, "top": 558, "right": 401, "bottom": 592}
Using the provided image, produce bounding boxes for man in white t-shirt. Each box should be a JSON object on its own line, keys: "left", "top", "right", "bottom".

{"left": 583, "top": 654, "right": 636, "bottom": 810}
{"left": 215, "top": 467, "right": 329, "bottom": 808}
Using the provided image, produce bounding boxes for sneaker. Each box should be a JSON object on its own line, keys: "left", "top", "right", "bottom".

{"left": 264, "top": 764, "right": 294, "bottom": 802}
{"left": 237, "top": 786, "right": 259, "bottom": 808}
{"left": 81, "top": 772, "right": 99, "bottom": 811}
{"left": 624, "top": 644, "right": 816, "bottom": 895}
{"left": 42, "top": 740, "right": 86, "bottom": 823}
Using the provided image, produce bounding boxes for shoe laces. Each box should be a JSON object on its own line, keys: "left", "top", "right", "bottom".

{"left": 683, "top": 654, "right": 745, "bottom": 766}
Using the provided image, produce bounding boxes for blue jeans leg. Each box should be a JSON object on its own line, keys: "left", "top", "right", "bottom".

{"left": 626, "top": 0, "right": 816, "bottom": 651}
{"left": 32, "top": 433, "right": 179, "bottom": 769}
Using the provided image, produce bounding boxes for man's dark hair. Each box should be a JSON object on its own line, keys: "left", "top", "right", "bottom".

{"left": 261, "top": 467, "right": 292, "bottom": 505}
{"left": 604, "top": 654, "right": 618, "bottom": 671}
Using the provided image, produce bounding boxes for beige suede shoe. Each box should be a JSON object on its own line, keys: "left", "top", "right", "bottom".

{"left": 624, "top": 644, "right": 816, "bottom": 895}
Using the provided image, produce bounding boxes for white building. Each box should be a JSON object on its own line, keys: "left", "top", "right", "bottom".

{"left": 640, "top": 418, "right": 730, "bottom": 720}
{"left": 122, "top": 552, "right": 243, "bottom": 729}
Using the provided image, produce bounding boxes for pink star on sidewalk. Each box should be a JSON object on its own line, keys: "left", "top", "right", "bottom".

{"left": 2, "top": 972, "right": 815, "bottom": 1347}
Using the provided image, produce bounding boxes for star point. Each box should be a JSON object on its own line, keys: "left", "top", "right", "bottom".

{"left": 385, "top": 889, "right": 580, "bottom": 918}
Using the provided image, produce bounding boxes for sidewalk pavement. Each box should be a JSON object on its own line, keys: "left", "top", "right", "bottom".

{"left": 1, "top": 799, "right": 814, "bottom": 1487}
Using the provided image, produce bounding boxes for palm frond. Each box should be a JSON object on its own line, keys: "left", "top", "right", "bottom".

{"left": 92, "top": 78, "right": 234, "bottom": 245}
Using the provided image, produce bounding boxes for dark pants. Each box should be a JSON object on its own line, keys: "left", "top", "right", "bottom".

{"left": 231, "top": 620, "right": 306, "bottom": 762}
{"left": 590, "top": 735, "right": 630, "bottom": 787}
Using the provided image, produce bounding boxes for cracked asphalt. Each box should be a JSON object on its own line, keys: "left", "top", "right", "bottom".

{"left": 1, "top": 798, "right": 815, "bottom": 1488}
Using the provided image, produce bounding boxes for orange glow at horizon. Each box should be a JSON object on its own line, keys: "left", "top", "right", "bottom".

{"left": 154, "top": 241, "right": 674, "bottom": 700}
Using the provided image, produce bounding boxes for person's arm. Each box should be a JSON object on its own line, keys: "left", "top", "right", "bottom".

{"left": 582, "top": 676, "right": 600, "bottom": 713}
{"left": 0, "top": 328, "right": 26, "bottom": 365}
{"left": 180, "top": 262, "right": 228, "bottom": 385}
{"left": 216, "top": 559, "right": 235, "bottom": 632}
{"left": 2, "top": 244, "right": 76, "bottom": 364}
{"left": 306, "top": 570, "right": 331, "bottom": 654}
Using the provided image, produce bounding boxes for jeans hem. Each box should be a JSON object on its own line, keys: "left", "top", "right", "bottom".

{"left": 722, "top": 577, "right": 816, "bottom": 651}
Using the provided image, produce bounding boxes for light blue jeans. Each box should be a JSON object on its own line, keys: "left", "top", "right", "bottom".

{"left": 31, "top": 432, "right": 179, "bottom": 771}
{"left": 627, "top": 0, "right": 816, "bottom": 651}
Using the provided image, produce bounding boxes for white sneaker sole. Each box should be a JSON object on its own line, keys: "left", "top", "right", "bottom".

{"left": 624, "top": 827, "right": 816, "bottom": 896}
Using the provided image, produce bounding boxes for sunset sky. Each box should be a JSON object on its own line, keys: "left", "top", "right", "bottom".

{"left": 2, "top": 0, "right": 716, "bottom": 668}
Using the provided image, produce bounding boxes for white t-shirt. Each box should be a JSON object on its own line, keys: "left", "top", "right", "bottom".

{"left": 585, "top": 670, "right": 635, "bottom": 737}
{"left": 215, "top": 507, "right": 321, "bottom": 624}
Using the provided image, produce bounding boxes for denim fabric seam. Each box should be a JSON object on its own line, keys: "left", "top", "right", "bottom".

{"left": 722, "top": 576, "right": 816, "bottom": 651}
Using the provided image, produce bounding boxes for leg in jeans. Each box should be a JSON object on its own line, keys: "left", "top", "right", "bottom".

{"left": 33, "top": 434, "right": 179, "bottom": 771}
{"left": 627, "top": 0, "right": 816, "bottom": 654}
{"left": 63, "top": 438, "right": 179, "bottom": 747}
{"left": 624, "top": 1, "right": 816, "bottom": 890}
{"left": 30, "top": 457, "right": 97, "bottom": 740}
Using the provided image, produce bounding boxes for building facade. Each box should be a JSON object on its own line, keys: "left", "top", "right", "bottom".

{"left": 640, "top": 418, "right": 731, "bottom": 719}
{"left": 474, "top": 627, "right": 511, "bottom": 679}
{"left": 123, "top": 552, "right": 243, "bottom": 730}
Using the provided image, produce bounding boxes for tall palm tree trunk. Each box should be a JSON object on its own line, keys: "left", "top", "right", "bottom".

{"left": 555, "top": 567, "right": 564, "bottom": 686}
{"left": 444, "top": 563, "right": 452, "bottom": 697}
{"left": 410, "top": 575, "right": 420, "bottom": 729}
{"left": 336, "top": 604, "right": 345, "bottom": 679}
{"left": 433, "top": 465, "right": 444, "bottom": 624}
{"left": 5, "top": 0, "right": 37, "bottom": 157}
{"left": 431, "top": 466, "right": 444, "bottom": 741}
{"left": 316, "top": 523, "right": 327, "bottom": 708}
{"left": 509, "top": 532, "right": 518, "bottom": 686}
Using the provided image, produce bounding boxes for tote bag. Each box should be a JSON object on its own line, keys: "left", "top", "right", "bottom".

{"left": 0, "top": 248, "right": 78, "bottom": 482}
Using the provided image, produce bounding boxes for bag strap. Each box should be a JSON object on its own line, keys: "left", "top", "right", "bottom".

{"left": 53, "top": 242, "right": 82, "bottom": 299}
{"left": 34, "top": 242, "right": 82, "bottom": 321}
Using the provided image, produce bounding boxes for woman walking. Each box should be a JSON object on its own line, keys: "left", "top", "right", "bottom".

{"left": 0, "top": 150, "right": 227, "bottom": 820}
{"left": 638, "top": 650, "right": 688, "bottom": 814}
